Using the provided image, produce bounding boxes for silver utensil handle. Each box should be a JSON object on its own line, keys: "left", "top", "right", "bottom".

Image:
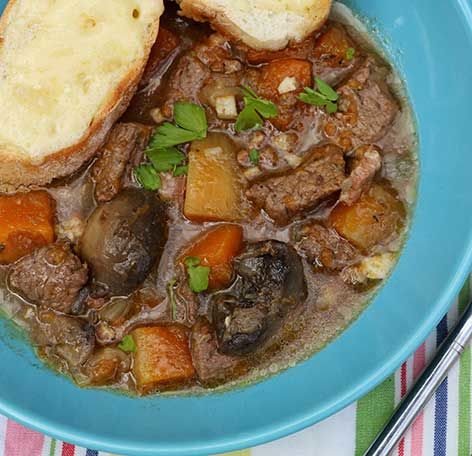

{"left": 365, "top": 301, "right": 472, "bottom": 456}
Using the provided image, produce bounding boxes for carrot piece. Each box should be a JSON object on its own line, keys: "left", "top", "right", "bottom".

{"left": 0, "top": 191, "right": 55, "bottom": 264}
{"left": 181, "top": 225, "right": 244, "bottom": 290}
{"left": 257, "top": 58, "right": 313, "bottom": 100}
{"left": 313, "top": 25, "right": 356, "bottom": 67}
{"left": 132, "top": 326, "right": 195, "bottom": 394}
{"left": 330, "top": 184, "right": 405, "bottom": 253}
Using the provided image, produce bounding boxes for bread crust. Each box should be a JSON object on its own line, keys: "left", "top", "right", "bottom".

{"left": 177, "top": 0, "right": 332, "bottom": 51}
{"left": 0, "top": 1, "right": 163, "bottom": 191}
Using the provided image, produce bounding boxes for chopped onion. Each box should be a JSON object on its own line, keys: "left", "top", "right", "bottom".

{"left": 278, "top": 76, "right": 298, "bottom": 94}
{"left": 150, "top": 107, "right": 164, "bottom": 124}
{"left": 215, "top": 95, "right": 238, "bottom": 119}
{"left": 283, "top": 153, "right": 303, "bottom": 168}
{"left": 244, "top": 167, "right": 263, "bottom": 180}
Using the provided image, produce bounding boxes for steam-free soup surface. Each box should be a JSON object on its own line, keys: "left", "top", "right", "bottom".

{"left": 0, "top": 2, "right": 417, "bottom": 395}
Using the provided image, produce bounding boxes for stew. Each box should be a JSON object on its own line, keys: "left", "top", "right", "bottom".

{"left": 0, "top": 2, "right": 417, "bottom": 395}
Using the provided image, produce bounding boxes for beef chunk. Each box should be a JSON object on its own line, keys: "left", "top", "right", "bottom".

{"left": 193, "top": 34, "right": 241, "bottom": 74}
{"left": 190, "top": 318, "right": 242, "bottom": 385}
{"left": 162, "top": 55, "right": 211, "bottom": 117}
{"left": 140, "top": 27, "right": 181, "bottom": 88}
{"left": 31, "top": 310, "right": 95, "bottom": 367}
{"left": 292, "top": 221, "right": 360, "bottom": 271}
{"left": 340, "top": 145, "right": 382, "bottom": 205}
{"left": 247, "top": 145, "right": 345, "bottom": 225}
{"left": 161, "top": 34, "right": 237, "bottom": 118}
{"left": 324, "top": 58, "right": 399, "bottom": 151}
{"left": 9, "top": 242, "right": 88, "bottom": 314}
{"left": 92, "top": 123, "right": 153, "bottom": 203}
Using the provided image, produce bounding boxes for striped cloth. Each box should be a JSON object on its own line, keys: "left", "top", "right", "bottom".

{"left": 1, "top": 277, "right": 471, "bottom": 456}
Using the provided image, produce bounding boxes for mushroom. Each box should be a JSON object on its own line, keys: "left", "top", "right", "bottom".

{"left": 80, "top": 189, "right": 167, "bottom": 296}
{"left": 212, "top": 241, "right": 307, "bottom": 355}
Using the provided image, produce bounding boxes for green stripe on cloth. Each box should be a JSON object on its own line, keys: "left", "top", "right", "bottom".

{"left": 355, "top": 376, "right": 395, "bottom": 456}
{"left": 458, "top": 277, "right": 471, "bottom": 456}
{"left": 458, "top": 347, "right": 471, "bottom": 456}
{"left": 49, "top": 438, "right": 56, "bottom": 456}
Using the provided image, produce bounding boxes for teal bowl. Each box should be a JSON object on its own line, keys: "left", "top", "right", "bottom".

{"left": 1, "top": 0, "right": 472, "bottom": 455}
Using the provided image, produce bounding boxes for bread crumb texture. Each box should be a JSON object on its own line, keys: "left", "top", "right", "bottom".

{"left": 0, "top": 0, "right": 163, "bottom": 162}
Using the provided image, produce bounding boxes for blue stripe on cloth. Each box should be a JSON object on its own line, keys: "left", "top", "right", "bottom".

{"left": 85, "top": 450, "right": 99, "bottom": 456}
{"left": 434, "top": 378, "right": 448, "bottom": 456}
{"left": 434, "top": 315, "right": 448, "bottom": 456}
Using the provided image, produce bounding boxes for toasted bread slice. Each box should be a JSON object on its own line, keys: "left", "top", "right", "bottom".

{"left": 177, "top": 0, "right": 332, "bottom": 51}
{"left": 0, "top": 0, "right": 164, "bottom": 190}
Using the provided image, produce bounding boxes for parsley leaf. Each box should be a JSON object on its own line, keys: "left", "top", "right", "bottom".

{"left": 184, "top": 256, "right": 210, "bottom": 293}
{"left": 149, "top": 123, "right": 203, "bottom": 149}
{"left": 235, "top": 106, "right": 265, "bottom": 132}
{"left": 134, "top": 164, "right": 161, "bottom": 191}
{"left": 147, "top": 147, "right": 185, "bottom": 173}
{"left": 249, "top": 148, "right": 260, "bottom": 165}
{"left": 118, "top": 335, "right": 136, "bottom": 353}
{"left": 173, "top": 164, "right": 188, "bottom": 177}
{"left": 235, "top": 85, "right": 278, "bottom": 132}
{"left": 346, "top": 47, "right": 356, "bottom": 60}
{"left": 298, "top": 78, "right": 339, "bottom": 114}
{"left": 146, "top": 102, "right": 208, "bottom": 149}
{"left": 135, "top": 102, "right": 207, "bottom": 188}
{"left": 315, "top": 78, "right": 339, "bottom": 102}
{"left": 174, "top": 102, "right": 207, "bottom": 136}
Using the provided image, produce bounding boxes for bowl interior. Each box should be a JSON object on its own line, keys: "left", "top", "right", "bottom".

{"left": 1, "top": 0, "right": 472, "bottom": 455}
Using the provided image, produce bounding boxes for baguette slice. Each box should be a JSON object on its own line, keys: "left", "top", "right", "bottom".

{"left": 177, "top": 0, "right": 332, "bottom": 51}
{"left": 0, "top": 0, "right": 164, "bottom": 190}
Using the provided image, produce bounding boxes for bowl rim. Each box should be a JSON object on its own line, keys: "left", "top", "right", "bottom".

{"left": 0, "top": 252, "right": 470, "bottom": 456}
{"left": 1, "top": 1, "right": 472, "bottom": 455}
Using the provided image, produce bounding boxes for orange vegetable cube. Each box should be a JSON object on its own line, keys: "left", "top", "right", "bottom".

{"left": 181, "top": 224, "right": 244, "bottom": 289}
{"left": 330, "top": 184, "right": 405, "bottom": 253}
{"left": 0, "top": 191, "right": 55, "bottom": 264}
{"left": 184, "top": 134, "right": 244, "bottom": 222}
{"left": 313, "top": 25, "right": 357, "bottom": 67}
{"left": 132, "top": 326, "right": 195, "bottom": 394}
{"left": 257, "top": 58, "right": 313, "bottom": 99}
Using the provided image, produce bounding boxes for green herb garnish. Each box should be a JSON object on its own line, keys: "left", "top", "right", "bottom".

{"left": 147, "top": 102, "right": 208, "bottom": 149}
{"left": 298, "top": 77, "right": 339, "bottom": 114}
{"left": 135, "top": 102, "right": 204, "bottom": 190}
{"left": 147, "top": 147, "right": 186, "bottom": 173}
{"left": 346, "top": 47, "right": 356, "bottom": 60}
{"left": 249, "top": 148, "right": 260, "bottom": 165}
{"left": 134, "top": 164, "right": 161, "bottom": 190}
{"left": 118, "top": 335, "right": 136, "bottom": 353}
{"left": 235, "top": 85, "right": 278, "bottom": 132}
{"left": 173, "top": 102, "right": 208, "bottom": 136}
{"left": 167, "top": 278, "right": 177, "bottom": 320}
{"left": 184, "top": 256, "right": 210, "bottom": 293}
{"left": 173, "top": 164, "right": 189, "bottom": 177}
